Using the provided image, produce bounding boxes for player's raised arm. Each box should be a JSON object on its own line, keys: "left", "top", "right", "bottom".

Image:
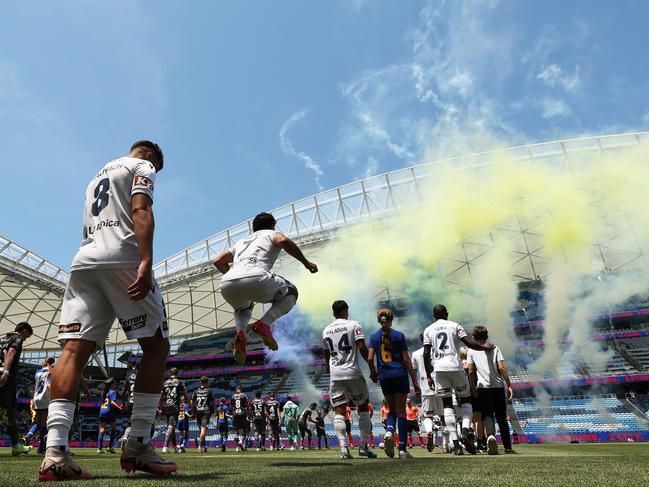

{"left": 128, "top": 192, "right": 155, "bottom": 301}
{"left": 271, "top": 233, "right": 318, "bottom": 273}
{"left": 213, "top": 250, "right": 234, "bottom": 274}
{"left": 460, "top": 334, "right": 494, "bottom": 352}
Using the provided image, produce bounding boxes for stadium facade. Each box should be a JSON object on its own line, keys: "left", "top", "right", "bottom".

{"left": 1, "top": 131, "right": 649, "bottom": 366}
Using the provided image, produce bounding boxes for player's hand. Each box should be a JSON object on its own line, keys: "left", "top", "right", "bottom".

{"left": 427, "top": 377, "right": 434, "bottom": 390}
{"left": 0, "top": 371, "right": 8, "bottom": 388}
{"left": 304, "top": 261, "right": 318, "bottom": 273}
{"left": 128, "top": 260, "right": 153, "bottom": 300}
{"left": 507, "top": 385, "right": 514, "bottom": 400}
{"left": 482, "top": 342, "right": 495, "bottom": 351}
{"left": 413, "top": 382, "right": 421, "bottom": 396}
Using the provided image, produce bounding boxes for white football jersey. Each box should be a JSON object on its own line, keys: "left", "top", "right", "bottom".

{"left": 71, "top": 157, "right": 156, "bottom": 270}
{"left": 222, "top": 229, "right": 282, "bottom": 281}
{"left": 32, "top": 368, "right": 51, "bottom": 409}
{"left": 322, "top": 319, "right": 365, "bottom": 381}
{"left": 422, "top": 319, "right": 467, "bottom": 372}
{"left": 411, "top": 347, "right": 435, "bottom": 396}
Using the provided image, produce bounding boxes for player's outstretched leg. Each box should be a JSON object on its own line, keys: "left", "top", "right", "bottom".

{"left": 357, "top": 409, "right": 376, "bottom": 459}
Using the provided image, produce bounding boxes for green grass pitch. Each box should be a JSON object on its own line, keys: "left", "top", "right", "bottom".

{"left": 1, "top": 443, "right": 648, "bottom": 487}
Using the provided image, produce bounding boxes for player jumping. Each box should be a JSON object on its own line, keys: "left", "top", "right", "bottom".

{"left": 323, "top": 300, "right": 377, "bottom": 459}
{"left": 214, "top": 212, "right": 318, "bottom": 363}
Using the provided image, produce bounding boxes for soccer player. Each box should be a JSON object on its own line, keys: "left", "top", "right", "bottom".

{"left": 315, "top": 410, "right": 328, "bottom": 449}
{"left": 38, "top": 141, "right": 174, "bottom": 480}
{"left": 405, "top": 398, "right": 423, "bottom": 448}
{"left": 192, "top": 376, "right": 214, "bottom": 453}
{"left": 298, "top": 403, "right": 317, "bottom": 449}
{"left": 460, "top": 346, "right": 483, "bottom": 451}
{"left": 176, "top": 401, "right": 191, "bottom": 452}
{"left": 214, "top": 212, "right": 318, "bottom": 363}
{"left": 251, "top": 391, "right": 267, "bottom": 451}
{"left": 323, "top": 300, "right": 376, "bottom": 459}
{"left": 422, "top": 304, "right": 493, "bottom": 456}
{"left": 24, "top": 357, "right": 55, "bottom": 454}
{"left": 97, "top": 378, "right": 123, "bottom": 454}
{"left": 231, "top": 385, "right": 249, "bottom": 452}
{"left": 265, "top": 392, "right": 281, "bottom": 450}
{"left": 411, "top": 334, "right": 444, "bottom": 452}
{"left": 0, "top": 322, "right": 34, "bottom": 456}
{"left": 215, "top": 397, "right": 231, "bottom": 452}
{"left": 161, "top": 368, "right": 190, "bottom": 453}
{"left": 282, "top": 396, "right": 300, "bottom": 450}
{"left": 118, "top": 363, "right": 138, "bottom": 448}
{"left": 379, "top": 399, "right": 389, "bottom": 432}
{"left": 367, "top": 308, "right": 420, "bottom": 460}
{"left": 466, "top": 326, "right": 516, "bottom": 455}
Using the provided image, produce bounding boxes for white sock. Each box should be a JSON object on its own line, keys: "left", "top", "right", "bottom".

{"left": 334, "top": 415, "right": 347, "bottom": 449}
{"left": 442, "top": 428, "right": 450, "bottom": 448}
{"left": 46, "top": 399, "right": 76, "bottom": 450}
{"left": 261, "top": 295, "right": 297, "bottom": 325}
{"left": 234, "top": 307, "right": 253, "bottom": 333}
{"left": 130, "top": 392, "right": 159, "bottom": 445}
{"left": 358, "top": 411, "right": 371, "bottom": 447}
{"left": 443, "top": 408, "right": 458, "bottom": 441}
{"left": 461, "top": 403, "right": 473, "bottom": 430}
{"left": 423, "top": 417, "right": 434, "bottom": 435}
{"left": 122, "top": 426, "right": 131, "bottom": 442}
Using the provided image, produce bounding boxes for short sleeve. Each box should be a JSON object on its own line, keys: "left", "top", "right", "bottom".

{"left": 10, "top": 336, "right": 23, "bottom": 352}
{"left": 422, "top": 328, "right": 432, "bottom": 346}
{"left": 495, "top": 346, "right": 504, "bottom": 362}
{"left": 368, "top": 334, "right": 377, "bottom": 351}
{"left": 400, "top": 332, "right": 408, "bottom": 351}
{"left": 353, "top": 322, "right": 365, "bottom": 342}
{"left": 132, "top": 161, "right": 156, "bottom": 202}
{"left": 456, "top": 324, "right": 468, "bottom": 339}
{"left": 467, "top": 349, "right": 475, "bottom": 365}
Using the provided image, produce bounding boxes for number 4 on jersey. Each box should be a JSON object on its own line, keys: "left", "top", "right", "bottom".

{"left": 325, "top": 334, "right": 353, "bottom": 357}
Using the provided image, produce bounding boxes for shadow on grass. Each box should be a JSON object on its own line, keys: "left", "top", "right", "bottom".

{"left": 90, "top": 471, "right": 235, "bottom": 481}
{"left": 270, "top": 462, "right": 354, "bottom": 468}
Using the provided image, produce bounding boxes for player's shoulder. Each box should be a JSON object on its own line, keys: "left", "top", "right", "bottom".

{"left": 122, "top": 156, "right": 155, "bottom": 172}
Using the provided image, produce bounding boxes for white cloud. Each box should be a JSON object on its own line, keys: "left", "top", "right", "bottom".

{"left": 541, "top": 97, "right": 571, "bottom": 119}
{"left": 538, "top": 64, "right": 581, "bottom": 93}
{"left": 279, "top": 109, "right": 324, "bottom": 191}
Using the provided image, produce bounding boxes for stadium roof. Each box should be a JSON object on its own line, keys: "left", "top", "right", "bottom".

{"left": 2, "top": 131, "right": 649, "bottom": 350}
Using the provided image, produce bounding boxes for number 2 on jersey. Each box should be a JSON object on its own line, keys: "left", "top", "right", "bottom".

{"left": 91, "top": 178, "right": 110, "bottom": 216}
{"left": 436, "top": 331, "right": 449, "bottom": 350}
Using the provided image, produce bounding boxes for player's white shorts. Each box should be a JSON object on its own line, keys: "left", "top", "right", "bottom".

{"left": 59, "top": 268, "right": 169, "bottom": 347}
{"left": 329, "top": 377, "right": 369, "bottom": 407}
{"left": 434, "top": 370, "right": 470, "bottom": 398}
{"left": 421, "top": 394, "right": 443, "bottom": 416}
{"left": 220, "top": 272, "right": 294, "bottom": 311}
{"left": 32, "top": 396, "right": 50, "bottom": 411}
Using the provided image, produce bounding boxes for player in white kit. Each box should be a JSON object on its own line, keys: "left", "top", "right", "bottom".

{"left": 411, "top": 334, "right": 443, "bottom": 452}
{"left": 214, "top": 212, "right": 318, "bottom": 363}
{"left": 322, "top": 300, "right": 376, "bottom": 459}
{"left": 24, "top": 357, "right": 55, "bottom": 453}
{"left": 39, "top": 141, "right": 176, "bottom": 481}
{"left": 422, "top": 304, "right": 493, "bottom": 456}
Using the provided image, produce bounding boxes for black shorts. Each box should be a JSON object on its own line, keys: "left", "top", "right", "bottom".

{"left": 0, "top": 381, "right": 17, "bottom": 410}
{"left": 407, "top": 419, "right": 420, "bottom": 432}
{"left": 299, "top": 423, "right": 311, "bottom": 435}
{"left": 345, "top": 420, "right": 351, "bottom": 435}
{"left": 232, "top": 414, "right": 248, "bottom": 431}
{"left": 165, "top": 408, "right": 179, "bottom": 427}
{"left": 196, "top": 411, "right": 211, "bottom": 428}
{"left": 316, "top": 426, "right": 325, "bottom": 436}
{"left": 269, "top": 419, "right": 280, "bottom": 436}
{"left": 218, "top": 422, "right": 228, "bottom": 434}
{"left": 253, "top": 417, "right": 267, "bottom": 435}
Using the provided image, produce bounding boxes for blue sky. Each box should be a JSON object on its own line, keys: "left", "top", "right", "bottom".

{"left": 1, "top": 0, "right": 648, "bottom": 268}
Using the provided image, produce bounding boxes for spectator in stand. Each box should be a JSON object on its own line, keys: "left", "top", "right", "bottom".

{"left": 0, "top": 322, "right": 34, "bottom": 456}
{"left": 466, "top": 326, "right": 515, "bottom": 455}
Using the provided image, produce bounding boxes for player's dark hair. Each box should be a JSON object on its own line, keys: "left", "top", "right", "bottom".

{"left": 45, "top": 357, "right": 54, "bottom": 366}
{"left": 310, "top": 402, "right": 317, "bottom": 408}
{"left": 130, "top": 140, "right": 164, "bottom": 171}
{"left": 235, "top": 384, "right": 242, "bottom": 392}
{"left": 472, "top": 325, "right": 488, "bottom": 342}
{"left": 433, "top": 304, "right": 448, "bottom": 320}
{"left": 252, "top": 212, "right": 277, "bottom": 232}
{"left": 15, "top": 322, "right": 33, "bottom": 336}
{"left": 255, "top": 391, "right": 261, "bottom": 398}
{"left": 377, "top": 308, "right": 394, "bottom": 352}
{"left": 332, "top": 300, "right": 349, "bottom": 317}
{"left": 170, "top": 367, "right": 179, "bottom": 377}
{"left": 101, "top": 378, "right": 114, "bottom": 404}
{"left": 200, "top": 376, "right": 208, "bottom": 384}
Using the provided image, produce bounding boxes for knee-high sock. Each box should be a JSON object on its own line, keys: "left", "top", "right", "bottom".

{"left": 461, "top": 403, "right": 473, "bottom": 430}
{"left": 358, "top": 411, "right": 371, "bottom": 447}
{"left": 109, "top": 430, "right": 116, "bottom": 448}
{"left": 130, "top": 393, "right": 159, "bottom": 445}
{"left": 444, "top": 408, "right": 458, "bottom": 441}
{"left": 46, "top": 399, "right": 76, "bottom": 450}
{"left": 334, "top": 415, "right": 347, "bottom": 449}
{"left": 25, "top": 423, "right": 38, "bottom": 440}
{"left": 121, "top": 426, "right": 131, "bottom": 443}
{"left": 386, "top": 412, "right": 396, "bottom": 434}
{"left": 234, "top": 307, "right": 253, "bottom": 333}
{"left": 39, "top": 424, "right": 48, "bottom": 441}
{"left": 423, "top": 417, "right": 434, "bottom": 435}
{"left": 260, "top": 295, "right": 297, "bottom": 325}
{"left": 164, "top": 426, "right": 174, "bottom": 448}
{"left": 97, "top": 431, "right": 105, "bottom": 449}
{"left": 442, "top": 427, "right": 450, "bottom": 448}
{"left": 397, "top": 417, "right": 408, "bottom": 452}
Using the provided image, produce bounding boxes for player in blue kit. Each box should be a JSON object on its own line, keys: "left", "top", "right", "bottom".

{"left": 97, "top": 379, "right": 123, "bottom": 454}
{"left": 177, "top": 401, "right": 191, "bottom": 452}
{"left": 216, "top": 397, "right": 231, "bottom": 452}
{"left": 368, "top": 308, "right": 420, "bottom": 460}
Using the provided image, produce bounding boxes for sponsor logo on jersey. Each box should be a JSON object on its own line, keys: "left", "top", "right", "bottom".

{"left": 133, "top": 175, "right": 154, "bottom": 190}
{"left": 59, "top": 323, "right": 81, "bottom": 333}
{"left": 119, "top": 314, "right": 147, "bottom": 332}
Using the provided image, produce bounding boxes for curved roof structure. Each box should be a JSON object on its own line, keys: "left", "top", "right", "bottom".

{"left": 2, "top": 131, "right": 649, "bottom": 350}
